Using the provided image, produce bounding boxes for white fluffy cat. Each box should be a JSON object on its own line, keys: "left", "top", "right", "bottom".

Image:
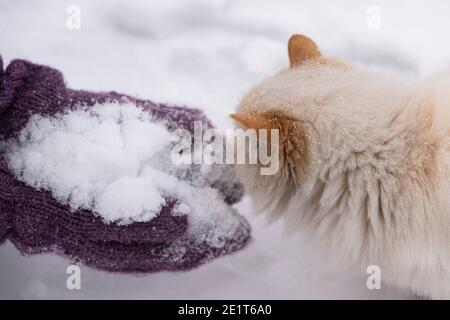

{"left": 232, "top": 34, "right": 450, "bottom": 299}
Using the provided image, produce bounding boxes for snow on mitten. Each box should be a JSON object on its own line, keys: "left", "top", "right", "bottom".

{"left": 0, "top": 56, "right": 250, "bottom": 272}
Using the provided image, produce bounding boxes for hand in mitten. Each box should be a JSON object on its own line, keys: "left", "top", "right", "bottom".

{"left": 0, "top": 56, "right": 250, "bottom": 272}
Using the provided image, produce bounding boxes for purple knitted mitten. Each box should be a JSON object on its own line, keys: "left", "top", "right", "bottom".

{"left": 0, "top": 56, "right": 250, "bottom": 272}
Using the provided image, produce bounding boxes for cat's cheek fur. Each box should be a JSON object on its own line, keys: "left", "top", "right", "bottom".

{"left": 234, "top": 162, "right": 296, "bottom": 221}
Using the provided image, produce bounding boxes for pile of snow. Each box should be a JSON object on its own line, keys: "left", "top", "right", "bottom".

{"left": 0, "top": 102, "right": 233, "bottom": 235}
{"left": 1, "top": 103, "right": 173, "bottom": 223}
{"left": 1, "top": 102, "right": 245, "bottom": 248}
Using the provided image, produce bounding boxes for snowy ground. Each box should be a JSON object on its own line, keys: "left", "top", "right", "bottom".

{"left": 1, "top": 0, "right": 450, "bottom": 299}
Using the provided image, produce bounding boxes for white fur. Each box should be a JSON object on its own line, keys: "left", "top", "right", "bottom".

{"left": 236, "top": 61, "right": 450, "bottom": 299}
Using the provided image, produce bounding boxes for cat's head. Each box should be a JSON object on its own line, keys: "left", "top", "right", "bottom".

{"left": 231, "top": 34, "right": 408, "bottom": 219}
{"left": 230, "top": 35, "right": 345, "bottom": 217}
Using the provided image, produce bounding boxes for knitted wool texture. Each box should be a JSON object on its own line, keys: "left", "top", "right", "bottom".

{"left": 0, "top": 56, "right": 250, "bottom": 272}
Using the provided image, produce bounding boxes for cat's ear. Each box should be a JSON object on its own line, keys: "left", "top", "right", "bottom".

{"left": 231, "top": 112, "right": 309, "bottom": 178}
{"left": 288, "top": 34, "right": 321, "bottom": 67}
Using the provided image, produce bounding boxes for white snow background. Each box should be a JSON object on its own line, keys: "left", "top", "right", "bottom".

{"left": 1, "top": 0, "right": 450, "bottom": 299}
